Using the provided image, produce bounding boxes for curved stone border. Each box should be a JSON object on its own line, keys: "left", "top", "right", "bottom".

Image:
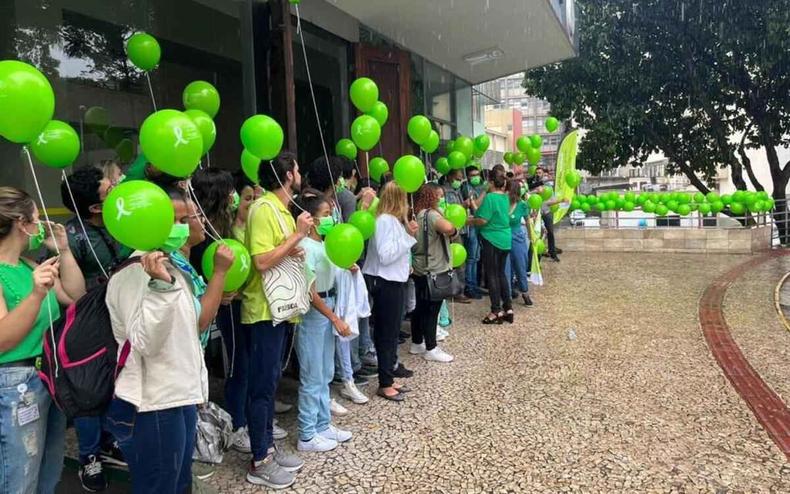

{"left": 698, "top": 249, "right": 790, "bottom": 460}
{"left": 773, "top": 271, "right": 790, "bottom": 333}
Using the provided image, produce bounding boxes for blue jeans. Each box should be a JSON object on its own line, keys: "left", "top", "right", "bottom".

{"left": 105, "top": 398, "right": 196, "bottom": 494}
{"left": 296, "top": 298, "right": 335, "bottom": 441}
{"left": 74, "top": 416, "right": 105, "bottom": 463}
{"left": 244, "top": 320, "right": 290, "bottom": 461}
{"left": 217, "top": 301, "right": 249, "bottom": 431}
{"left": 464, "top": 230, "right": 481, "bottom": 295}
{"left": 334, "top": 337, "right": 354, "bottom": 382}
{"left": 0, "top": 366, "right": 66, "bottom": 494}
{"left": 505, "top": 226, "right": 531, "bottom": 299}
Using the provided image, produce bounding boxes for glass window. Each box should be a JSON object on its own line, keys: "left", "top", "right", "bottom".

{"left": 425, "top": 61, "right": 452, "bottom": 123}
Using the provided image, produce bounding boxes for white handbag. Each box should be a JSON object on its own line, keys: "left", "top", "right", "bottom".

{"left": 247, "top": 199, "right": 310, "bottom": 325}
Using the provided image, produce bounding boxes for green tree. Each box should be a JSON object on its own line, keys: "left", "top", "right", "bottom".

{"left": 524, "top": 0, "right": 790, "bottom": 239}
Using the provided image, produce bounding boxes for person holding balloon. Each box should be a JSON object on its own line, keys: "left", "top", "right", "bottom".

{"left": 362, "top": 182, "right": 418, "bottom": 401}
{"left": 104, "top": 185, "right": 233, "bottom": 494}
{"left": 287, "top": 190, "right": 356, "bottom": 453}
{"left": 468, "top": 171, "right": 514, "bottom": 324}
{"left": 504, "top": 181, "right": 534, "bottom": 307}
{"left": 240, "top": 152, "right": 312, "bottom": 489}
{"left": 461, "top": 166, "right": 487, "bottom": 300}
{"left": 408, "top": 183, "right": 458, "bottom": 364}
{"left": 0, "top": 187, "right": 86, "bottom": 494}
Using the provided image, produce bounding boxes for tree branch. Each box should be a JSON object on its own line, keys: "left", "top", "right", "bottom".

{"left": 736, "top": 122, "right": 765, "bottom": 191}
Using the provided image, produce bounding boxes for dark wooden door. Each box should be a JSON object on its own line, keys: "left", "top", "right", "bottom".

{"left": 355, "top": 44, "right": 411, "bottom": 178}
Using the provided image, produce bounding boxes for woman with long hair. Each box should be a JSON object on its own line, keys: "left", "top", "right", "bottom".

{"left": 362, "top": 182, "right": 418, "bottom": 401}
{"left": 409, "top": 183, "right": 458, "bottom": 363}
{"left": 505, "top": 180, "right": 533, "bottom": 306}
{"left": 0, "top": 187, "right": 86, "bottom": 493}
{"left": 468, "top": 169, "right": 513, "bottom": 324}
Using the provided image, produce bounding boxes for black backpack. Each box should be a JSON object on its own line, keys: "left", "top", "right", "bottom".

{"left": 38, "top": 257, "right": 140, "bottom": 419}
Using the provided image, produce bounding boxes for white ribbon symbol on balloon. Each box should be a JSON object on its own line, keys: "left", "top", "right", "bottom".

{"left": 36, "top": 132, "right": 49, "bottom": 146}
{"left": 115, "top": 197, "right": 132, "bottom": 221}
{"left": 173, "top": 126, "right": 188, "bottom": 147}
{"left": 240, "top": 253, "right": 249, "bottom": 272}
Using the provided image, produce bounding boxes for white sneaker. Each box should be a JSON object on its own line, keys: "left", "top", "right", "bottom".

{"left": 231, "top": 426, "right": 252, "bottom": 453}
{"left": 340, "top": 381, "right": 369, "bottom": 404}
{"left": 297, "top": 435, "right": 338, "bottom": 452}
{"left": 409, "top": 342, "right": 426, "bottom": 355}
{"left": 330, "top": 398, "right": 349, "bottom": 416}
{"left": 274, "top": 400, "right": 293, "bottom": 414}
{"left": 318, "top": 424, "right": 353, "bottom": 443}
{"left": 436, "top": 327, "right": 449, "bottom": 341}
{"left": 273, "top": 419, "right": 288, "bottom": 440}
{"left": 424, "top": 347, "right": 454, "bottom": 363}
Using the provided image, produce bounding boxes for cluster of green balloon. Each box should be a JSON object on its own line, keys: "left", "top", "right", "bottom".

{"left": 201, "top": 239, "right": 252, "bottom": 291}
{"left": 349, "top": 78, "right": 384, "bottom": 151}
{"left": 183, "top": 80, "right": 220, "bottom": 156}
{"left": 506, "top": 134, "right": 542, "bottom": 166}
{"left": 393, "top": 155, "right": 426, "bottom": 193}
{"left": 570, "top": 190, "right": 775, "bottom": 216}
{"left": 83, "top": 106, "right": 136, "bottom": 163}
{"left": 450, "top": 243, "right": 467, "bottom": 268}
{"left": 240, "top": 114, "right": 285, "bottom": 164}
{"left": 325, "top": 223, "right": 365, "bottom": 269}
{"left": 0, "top": 60, "right": 82, "bottom": 168}
{"left": 438, "top": 134, "right": 486, "bottom": 174}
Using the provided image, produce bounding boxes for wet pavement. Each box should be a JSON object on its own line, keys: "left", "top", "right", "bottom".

{"left": 62, "top": 252, "right": 790, "bottom": 493}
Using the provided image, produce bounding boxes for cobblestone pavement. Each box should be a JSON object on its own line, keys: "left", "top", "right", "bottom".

{"left": 61, "top": 252, "right": 790, "bottom": 493}
{"left": 201, "top": 252, "right": 789, "bottom": 493}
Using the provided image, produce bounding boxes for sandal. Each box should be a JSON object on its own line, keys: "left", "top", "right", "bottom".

{"left": 503, "top": 310, "right": 514, "bottom": 324}
{"left": 377, "top": 388, "right": 405, "bottom": 402}
{"left": 393, "top": 384, "right": 412, "bottom": 393}
{"left": 482, "top": 314, "right": 502, "bottom": 325}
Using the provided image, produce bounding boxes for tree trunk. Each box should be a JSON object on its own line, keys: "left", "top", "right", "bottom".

{"left": 771, "top": 169, "right": 790, "bottom": 246}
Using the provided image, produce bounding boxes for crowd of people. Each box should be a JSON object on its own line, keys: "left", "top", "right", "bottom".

{"left": 0, "top": 152, "right": 562, "bottom": 493}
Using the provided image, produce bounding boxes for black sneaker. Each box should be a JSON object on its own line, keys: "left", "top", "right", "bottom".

{"left": 79, "top": 455, "right": 108, "bottom": 492}
{"left": 353, "top": 374, "right": 370, "bottom": 386}
{"left": 550, "top": 255, "right": 560, "bottom": 262}
{"left": 355, "top": 365, "right": 378, "bottom": 378}
{"left": 392, "top": 363, "right": 414, "bottom": 378}
{"left": 522, "top": 294, "right": 534, "bottom": 306}
{"left": 99, "top": 442, "right": 127, "bottom": 468}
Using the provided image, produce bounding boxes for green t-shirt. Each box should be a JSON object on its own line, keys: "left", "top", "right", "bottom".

{"left": 509, "top": 201, "right": 530, "bottom": 230}
{"left": 476, "top": 192, "right": 512, "bottom": 250}
{"left": 0, "top": 261, "right": 60, "bottom": 363}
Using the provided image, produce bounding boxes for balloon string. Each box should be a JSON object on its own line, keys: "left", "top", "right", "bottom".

{"left": 145, "top": 72, "right": 158, "bottom": 112}
{"left": 23, "top": 147, "right": 61, "bottom": 257}
{"left": 206, "top": 153, "right": 211, "bottom": 168}
{"left": 185, "top": 181, "right": 223, "bottom": 243}
{"left": 294, "top": 4, "right": 337, "bottom": 206}
{"left": 365, "top": 151, "right": 371, "bottom": 188}
{"left": 268, "top": 160, "right": 308, "bottom": 214}
{"left": 23, "top": 147, "right": 60, "bottom": 378}
{"left": 61, "top": 170, "right": 109, "bottom": 279}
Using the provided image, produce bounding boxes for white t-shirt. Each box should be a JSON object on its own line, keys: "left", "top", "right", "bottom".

{"left": 301, "top": 236, "right": 337, "bottom": 293}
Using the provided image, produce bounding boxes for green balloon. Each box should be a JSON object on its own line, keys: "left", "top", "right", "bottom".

{"left": 565, "top": 171, "right": 582, "bottom": 188}
{"left": 636, "top": 194, "right": 648, "bottom": 205}
{"left": 710, "top": 201, "right": 724, "bottom": 214}
{"left": 435, "top": 157, "right": 450, "bottom": 176}
{"left": 202, "top": 239, "right": 251, "bottom": 292}
{"left": 359, "top": 196, "right": 379, "bottom": 214}
{"left": 450, "top": 243, "right": 467, "bottom": 268}
{"left": 615, "top": 197, "right": 625, "bottom": 210}
{"left": 720, "top": 194, "right": 732, "bottom": 205}
{"left": 368, "top": 157, "right": 389, "bottom": 181}
{"left": 655, "top": 204, "right": 669, "bottom": 216}
{"left": 666, "top": 200, "right": 679, "bottom": 212}
{"left": 448, "top": 151, "right": 467, "bottom": 170}
{"left": 446, "top": 139, "right": 455, "bottom": 153}
{"left": 241, "top": 149, "right": 260, "bottom": 184}
{"left": 764, "top": 198, "right": 775, "bottom": 210}
{"left": 393, "top": 155, "right": 425, "bottom": 193}
{"left": 732, "top": 190, "right": 746, "bottom": 203}
{"left": 84, "top": 106, "right": 110, "bottom": 135}
{"left": 183, "top": 81, "right": 221, "bottom": 119}
{"left": 115, "top": 138, "right": 135, "bottom": 163}
{"left": 335, "top": 138, "right": 357, "bottom": 160}
{"left": 0, "top": 61, "right": 54, "bottom": 144}
{"left": 623, "top": 201, "right": 635, "bottom": 212}
{"left": 240, "top": 114, "right": 283, "bottom": 160}
{"left": 693, "top": 192, "right": 705, "bottom": 203}
{"left": 325, "top": 223, "right": 364, "bottom": 269}
{"left": 698, "top": 203, "right": 711, "bottom": 215}
{"left": 422, "top": 130, "right": 440, "bottom": 153}
{"left": 526, "top": 146, "right": 541, "bottom": 165}
{"left": 348, "top": 210, "right": 376, "bottom": 240}
{"left": 545, "top": 117, "right": 559, "bottom": 133}
{"left": 705, "top": 191, "right": 720, "bottom": 203}
{"left": 473, "top": 148, "right": 485, "bottom": 159}
{"left": 184, "top": 109, "right": 216, "bottom": 155}
{"left": 367, "top": 101, "right": 388, "bottom": 127}
{"left": 540, "top": 185, "right": 553, "bottom": 200}
{"left": 474, "top": 134, "right": 490, "bottom": 153}
{"left": 677, "top": 204, "right": 691, "bottom": 216}
{"left": 350, "top": 77, "right": 378, "bottom": 113}
{"left": 103, "top": 126, "right": 124, "bottom": 148}
{"left": 643, "top": 200, "right": 656, "bottom": 213}
{"left": 730, "top": 202, "right": 745, "bottom": 215}
{"left": 30, "top": 120, "right": 80, "bottom": 168}
{"left": 513, "top": 152, "right": 525, "bottom": 165}
{"left": 529, "top": 134, "right": 542, "bottom": 149}
{"left": 126, "top": 32, "right": 161, "bottom": 71}
{"left": 444, "top": 204, "right": 467, "bottom": 229}
{"left": 528, "top": 165, "right": 537, "bottom": 176}
{"left": 503, "top": 152, "right": 514, "bottom": 165}
{"left": 581, "top": 203, "right": 591, "bottom": 213}
{"left": 139, "top": 109, "right": 203, "bottom": 177}
{"left": 606, "top": 200, "right": 617, "bottom": 210}
{"left": 453, "top": 136, "right": 474, "bottom": 159}
{"left": 528, "top": 194, "right": 543, "bottom": 210}
{"left": 534, "top": 239, "right": 546, "bottom": 255}
{"left": 624, "top": 191, "right": 636, "bottom": 202}
{"left": 677, "top": 193, "right": 691, "bottom": 204}
{"left": 351, "top": 115, "right": 381, "bottom": 151}
{"left": 516, "top": 136, "right": 531, "bottom": 153}
{"left": 103, "top": 180, "right": 174, "bottom": 251}
{"left": 407, "top": 115, "right": 431, "bottom": 145}
{"left": 756, "top": 191, "right": 770, "bottom": 201}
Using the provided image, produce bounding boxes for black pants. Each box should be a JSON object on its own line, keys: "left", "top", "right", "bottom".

{"left": 481, "top": 237, "right": 512, "bottom": 313}
{"left": 410, "top": 275, "right": 443, "bottom": 351}
{"left": 542, "top": 211, "right": 557, "bottom": 256}
{"left": 370, "top": 276, "right": 405, "bottom": 388}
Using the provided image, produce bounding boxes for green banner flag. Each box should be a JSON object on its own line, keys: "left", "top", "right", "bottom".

{"left": 553, "top": 130, "right": 579, "bottom": 224}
